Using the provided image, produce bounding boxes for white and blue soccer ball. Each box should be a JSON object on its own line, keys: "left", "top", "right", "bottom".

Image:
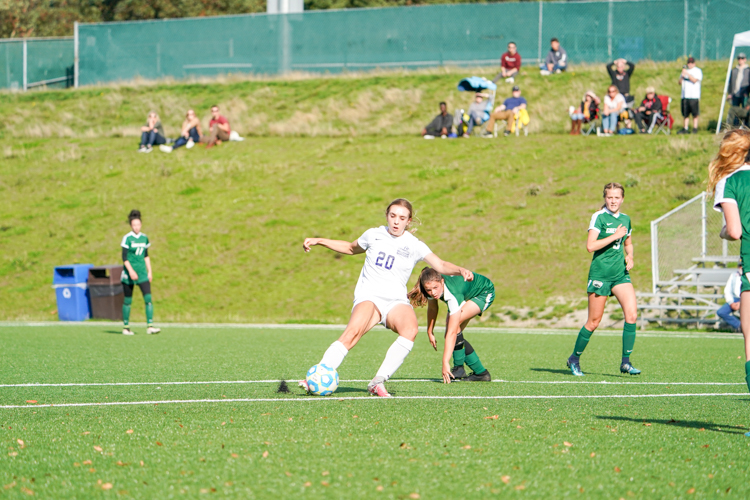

{"left": 305, "top": 364, "right": 339, "bottom": 396}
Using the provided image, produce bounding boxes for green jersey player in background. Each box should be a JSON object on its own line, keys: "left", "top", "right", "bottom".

{"left": 567, "top": 182, "right": 639, "bottom": 376}
{"left": 409, "top": 267, "right": 494, "bottom": 383}
{"left": 709, "top": 129, "right": 750, "bottom": 437}
{"left": 121, "top": 209, "right": 160, "bottom": 335}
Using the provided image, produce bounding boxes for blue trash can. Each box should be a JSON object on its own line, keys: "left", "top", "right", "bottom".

{"left": 53, "top": 264, "right": 94, "bottom": 321}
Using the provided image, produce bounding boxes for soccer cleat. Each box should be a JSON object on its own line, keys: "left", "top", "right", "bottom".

{"left": 159, "top": 145, "right": 173, "bottom": 153}
{"left": 451, "top": 365, "right": 467, "bottom": 379}
{"left": 298, "top": 379, "right": 310, "bottom": 392}
{"left": 367, "top": 381, "right": 392, "bottom": 398}
{"left": 620, "top": 362, "right": 641, "bottom": 375}
{"left": 122, "top": 328, "right": 134, "bottom": 335}
{"left": 463, "top": 369, "right": 491, "bottom": 382}
{"left": 186, "top": 138, "right": 195, "bottom": 149}
{"left": 146, "top": 326, "right": 161, "bottom": 335}
{"left": 567, "top": 358, "right": 584, "bottom": 376}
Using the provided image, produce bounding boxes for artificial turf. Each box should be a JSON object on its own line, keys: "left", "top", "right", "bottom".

{"left": 1, "top": 324, "right": 748, "bottom": 498}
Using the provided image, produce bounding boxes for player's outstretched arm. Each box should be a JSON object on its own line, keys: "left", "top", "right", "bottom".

{"left": 426, "top": 300, "right": 438, "bottom": 351}
{"left": 423, "top": 253, "right": 473, "bottom": 281}
{"left": 441, "top": 313, "right": 462, "bottom": 383}
{"left": 303, "top": 238, "right": 364, "bottom": 255}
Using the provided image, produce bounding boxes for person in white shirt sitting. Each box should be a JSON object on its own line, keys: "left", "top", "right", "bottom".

{"left": 601, "top": 85, "right": 625, "bottom": 136}
{"left": 717, "top": 263, "right": 742, "bottom": 332}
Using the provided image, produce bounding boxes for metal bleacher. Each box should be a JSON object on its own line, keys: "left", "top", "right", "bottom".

{"left": 636, "top": 193, "right": 740, "bottom": 328}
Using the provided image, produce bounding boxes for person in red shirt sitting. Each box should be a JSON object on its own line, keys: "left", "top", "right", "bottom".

{"left": 633, "top": 87, "right": 662, "bottom": 134}
{"left": 492, "top": 42, "right": 521, "bottom": 84}
{"left": 203, "top": 105, "right": 231, "bottom": 149}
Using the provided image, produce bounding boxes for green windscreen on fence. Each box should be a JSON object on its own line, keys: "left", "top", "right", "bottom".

{"left": 77, "top": 0, "right": 750, "bottom": 86}
{"left": 0, "top": 38, "right": 74, "bottom": 90}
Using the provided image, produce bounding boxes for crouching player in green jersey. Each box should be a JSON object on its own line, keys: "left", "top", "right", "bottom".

{"left": 409, "top": 267, "right": 494, "bottom": 383}
{"left": 709, "top": 129, "right": 750, "bottom": 437}
{"left": 121, "top": 210, "right": 160, "bottom": 335}
{"left": 567, "top": 182, "right": 639, "bottom": 376}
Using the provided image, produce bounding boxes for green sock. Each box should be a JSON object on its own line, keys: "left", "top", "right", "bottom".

{"left": 122, "top": 296, "right": 132, "bottom": 326}
{"left": 452, "top": 347, "right": 466, "bottom": 368}
{"left": 464, "top": 340, "right": 486, "bottom": 375}
{"left": 745, "top": 361, "right": 750, "bottom": 394}
{"left": 622, "top": 322, "right": 637, "bottom": 359}
{"left": 144, "top": 294, "right": 154, "bottom": 325}
{"left": 572, "top": 326, "right": 593, "bottom": 357}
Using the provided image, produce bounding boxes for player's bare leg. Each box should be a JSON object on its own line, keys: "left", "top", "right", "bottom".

{"left": 368, "top": 305, "right": 419, "bottom": 397}
{"left": 612, "top": 283, "right": 640, "bottom": 374}
{"left": 300, "top": 302, "right": 380, "bottom": 391}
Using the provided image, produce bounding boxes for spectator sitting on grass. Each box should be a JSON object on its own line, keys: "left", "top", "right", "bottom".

{"left": 569, "top": 91, "right": 600, "bottom": 135}
{"left": 601, "top": 85, "right": 625, "bottom": 136}
{"left": 464, "top": 94, "right": 487, "bottom": 137}
{"left": 717, "top": 263, "right": 742, "bottom": 333}
{"left": 540, "top": 38, "right": 567, "bottom": 75}
{"left": 422, "top": 102, "right": 453, "bottom": 139}
{"left": 138, "top": 111, "right": 166, "bottom": 153}
{"left": 727, "top": 53, "right": 750, "bottom": 127}
{"left": 202, "top": 105, "right": 231, "bottom": 149}
{"left": 160, "top": 109, "right": 202, "bottom": 153}
{"left": 633, "top": 87, "right": 662, "bottom": 134}
{"left": 492, "top": 42, "right": 521, "bottom": 84}
{"left": 482, "top": 85, "right": 528, "bottom": 137}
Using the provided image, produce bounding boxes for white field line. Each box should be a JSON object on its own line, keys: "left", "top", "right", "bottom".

{"left": 0, "top": 379, "right": 743, "bottom": 388}
{"left": 0, "top": 321, "right": 740, "bottom": 340}
{"left": 0, "top": 393, "right": 746, "bottom": 410}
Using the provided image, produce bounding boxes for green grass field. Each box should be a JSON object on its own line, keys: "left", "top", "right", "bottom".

{"left": 1, "top": 324, "right": 748, "bottom": 498}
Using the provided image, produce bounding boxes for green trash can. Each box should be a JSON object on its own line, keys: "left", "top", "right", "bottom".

{"left": 88, "top": 265, "right": 124, "bottom": 320}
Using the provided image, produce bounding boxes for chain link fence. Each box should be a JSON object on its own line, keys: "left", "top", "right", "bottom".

{"left": 650, "top": 192, "right": 740, "bottom": 292}
{"left": 74, "top": 0, "right": 750, "bottom": 86}
{"left": 0, "top": 38, "right": 74, "bottom": 91}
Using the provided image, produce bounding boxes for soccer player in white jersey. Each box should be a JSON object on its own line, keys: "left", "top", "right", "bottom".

{"left": 300, "top": 199, "right": 474, "bottom": 397}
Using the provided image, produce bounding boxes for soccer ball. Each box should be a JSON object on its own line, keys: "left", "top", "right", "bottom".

{"left": 305, "top": 364, "right": 339, "bottom": 396}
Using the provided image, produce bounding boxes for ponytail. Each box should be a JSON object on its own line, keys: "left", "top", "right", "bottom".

{"left": 408, "top": 267, "right": 443, "bottom": 307}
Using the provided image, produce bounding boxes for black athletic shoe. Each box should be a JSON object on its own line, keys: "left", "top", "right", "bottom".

{"left": 463, "top": 369, "right": 491, "bottom": 382}
{"left": 451, "top": 365, "right": 468, "bottom": 379}
{"left": 677, "top": 128, "right": 689, "bottom": 135}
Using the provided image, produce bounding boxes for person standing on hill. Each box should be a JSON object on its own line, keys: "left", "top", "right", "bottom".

{"left": 709, "top": 130, "right": 750, "bottom": 438}
{"left": 121, "top": 210, "right": 160, "bottom": 336}
{"left": 493, "top": 41, "right": 521, "bottom": 84}
{"left": 203, "top": 105, "right": 231, "bottom": 148}
{"left": 566, "top": 182, "right": 639, "bottom": 377}
{"left": 677, "top": 57, "right": 702, "bottom": 134}
{"left": 606, "top": 58, "right": 635, "bottom": 97}
{"left": 727, "top": 53, "right": 750, "bottom": 128}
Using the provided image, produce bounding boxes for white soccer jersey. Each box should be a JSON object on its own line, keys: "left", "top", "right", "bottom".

{"left": 354, "top": 226, "right": 432, "bottom": 301}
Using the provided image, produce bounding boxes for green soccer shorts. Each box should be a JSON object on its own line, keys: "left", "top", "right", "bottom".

{"left": 587, "top": 274, "right": 632, "bottom": 297}
{"left": 470, "top": 286, "right": 495, "bottom": 316}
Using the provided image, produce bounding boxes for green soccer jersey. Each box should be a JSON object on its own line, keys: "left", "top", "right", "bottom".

{"left": 587, "top": 208, "right": 632, "bottom": 281}
{"left": 714, "top": 165, "right": 750, "bottom": 266}
{"left": 121, "top": 231, "right": 150, "bottom": 284}
{"left": 439, "top": 273, "right": 495, "bottom": 316}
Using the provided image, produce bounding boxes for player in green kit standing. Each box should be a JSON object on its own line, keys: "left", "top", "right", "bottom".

{"left": 409, "top": 267, "right": 494, "bottom": 383}
{"left": 121, "top": 209, "right": 160, "bottom": 335}
{"left": 567, "top": 182, "right": 639, "bottom": 376}
{"left": 709, "top": 129, "right": 750, "bottom": 437}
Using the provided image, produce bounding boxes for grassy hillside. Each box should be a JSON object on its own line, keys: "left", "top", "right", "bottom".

{"left": 0, "top": 60, "right": 730, "bottom": 140}
{"left": 1, "top": 131, "right": 716, "bottom": 323}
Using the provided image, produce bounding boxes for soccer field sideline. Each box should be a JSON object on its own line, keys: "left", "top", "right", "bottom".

{"left": 0, "top": 321, "right": 741, "bottom": 340}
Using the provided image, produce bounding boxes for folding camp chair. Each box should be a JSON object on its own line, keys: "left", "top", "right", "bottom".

{"left": 651, "top": 95, "right": 673, "bottom": 135}
{"left": 581, "top": 105, "right": 600, "bottom": 136}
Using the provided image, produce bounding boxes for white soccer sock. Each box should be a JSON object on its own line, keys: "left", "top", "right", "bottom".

{"left": 319, "top": 341, "right": 349, "bottom": 370}
{"left": 374, "top": 336, "right": 414, "bottom": 381}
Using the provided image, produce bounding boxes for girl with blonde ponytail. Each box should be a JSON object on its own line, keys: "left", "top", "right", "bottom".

{"left": 710, "top": 130, "right": 750, "bottom": 435}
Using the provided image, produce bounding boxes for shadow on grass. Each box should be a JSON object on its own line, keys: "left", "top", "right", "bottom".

{"left": 595, "top": 415, "right": 747, "bottom": 435}
{"left": 530, "top": 368, "right": 620, "bottom": 378}
{"left": 334, "top": 386, "right": 368, "bottom": 394}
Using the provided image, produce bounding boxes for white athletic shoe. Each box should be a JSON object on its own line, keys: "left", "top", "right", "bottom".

{"left": 423, "top": 135, "right": 435, "bottom": 140}
{"left": 144, "top": 146, "right": 153, "bottom": 153}
{"left": 505, "top": 77, "right": 514, "bottom": 84}
{"left": 186, "top": 139, "right": 195, "bottom": 149}
{"left": 367, "top": 381, "right": 392, "bottom": 398}
{"left": 137, "top": 146, "right": 147, "bottom": 153}
{"left": 159, "top": 145, "right": 173, "bottom": 153}
{"left": 146, "top": 326, "right": 161, "bottom": 335}
{"left": 122, "top": 328, "right": 134, "bottom": 335}
{"left": 540, "top": 69, "right": 551, "bottom": 76}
